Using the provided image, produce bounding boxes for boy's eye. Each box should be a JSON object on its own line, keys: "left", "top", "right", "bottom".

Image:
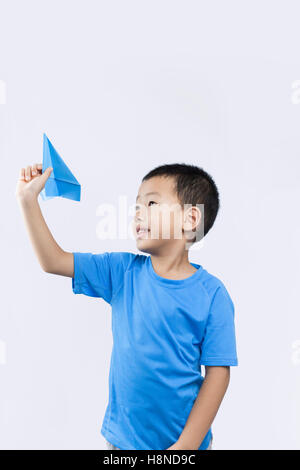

{"left": 134, "top": 201, "right": 157, "bottom": 211}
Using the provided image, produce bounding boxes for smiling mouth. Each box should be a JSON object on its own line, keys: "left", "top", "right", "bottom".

{"left": 136, "top": 225, "right": 150, "bottom": 238}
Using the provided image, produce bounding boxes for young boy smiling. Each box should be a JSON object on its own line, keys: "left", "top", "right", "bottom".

{"left": 16, "top": 162, "right": 238, "bottom": 450}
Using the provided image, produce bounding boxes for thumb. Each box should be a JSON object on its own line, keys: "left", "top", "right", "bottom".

{"left": 41, "top": 166, "right": 53, "bottom": 180}
{"left": 37, "top": 167, "right": 53, "bottom": 190}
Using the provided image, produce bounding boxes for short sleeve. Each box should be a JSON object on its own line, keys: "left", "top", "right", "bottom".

{"left": 72, "top": 251, "right": 134, "bottom": 304}
{"left": 199, "top": 284, "right": 238, "bottom": 366}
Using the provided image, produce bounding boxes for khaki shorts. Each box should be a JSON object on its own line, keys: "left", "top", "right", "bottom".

{"left": 105, "top": 435, "right": 213, "bottom": 450}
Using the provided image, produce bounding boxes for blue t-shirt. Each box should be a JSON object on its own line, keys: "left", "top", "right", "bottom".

{"left": 72, "top": 251, "right": 238, "bottom": 450}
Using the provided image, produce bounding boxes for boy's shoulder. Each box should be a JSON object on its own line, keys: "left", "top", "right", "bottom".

{"left": 200, "top": 266, "right": 229, "bottom": 291}
{"left": 108, "top": 251, "right": 145, "bottom": 267}
{"left": 107, "top": 251, "right": 146, "bottom": 275}
{"left": 108, "top": 252, "right": 232, "bottom": 299}
{"left": 200, "top": 267, "right": 233, "bottom": 304}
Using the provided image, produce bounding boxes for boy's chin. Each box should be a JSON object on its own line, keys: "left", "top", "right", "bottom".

{"left": 136, "top": 238, "right": 152, "bottom": 251}
{"left": 135, "top": 238, "right": 168, "bottom": 254}
{"left": 136, "top": 237, "right": 156, "bottom": 249}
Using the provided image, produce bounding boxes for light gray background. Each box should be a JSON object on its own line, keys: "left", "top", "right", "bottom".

{"left": 0, "top": 0, "right": 299, "bottom": 450}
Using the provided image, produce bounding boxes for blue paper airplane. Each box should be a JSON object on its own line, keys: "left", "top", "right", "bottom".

{"left": 40, "top": 133, "right": 81, "bottom": 201}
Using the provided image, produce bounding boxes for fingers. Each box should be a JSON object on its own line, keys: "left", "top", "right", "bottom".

{"left": 25, "top": 165, "right": 32, "bottom": 181}
{"left": 32, "top": 163, "right": 38, "bottom": 176}
{"left": 32, "top": 163, "right": 43, "bottom": 175}
{"left": 19, "top": 168, "right": 25, "bottom": 181}
{"left": 21, "top": 163, "right": 44, "bottom": 181}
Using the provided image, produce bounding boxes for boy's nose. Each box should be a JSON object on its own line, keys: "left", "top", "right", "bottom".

{"left": 135, "top": 208, "right": 145, "bottom": 222}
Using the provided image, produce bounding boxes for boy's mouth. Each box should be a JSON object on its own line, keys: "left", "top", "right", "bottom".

{"left": 136, "top": 224, "right": 150, "bottom": 238}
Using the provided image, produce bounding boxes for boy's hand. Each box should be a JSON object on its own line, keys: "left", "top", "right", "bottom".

{"left": 15, "top": 163, "right": 53, "bottom": 201}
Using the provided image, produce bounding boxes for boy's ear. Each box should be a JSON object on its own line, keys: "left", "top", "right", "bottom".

{"left": 183, "top": 205, "right": 202, "bottom": 234}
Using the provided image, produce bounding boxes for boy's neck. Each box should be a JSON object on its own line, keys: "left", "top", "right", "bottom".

{"left": 149, "top": 248, "right": 197, "bottom": 280}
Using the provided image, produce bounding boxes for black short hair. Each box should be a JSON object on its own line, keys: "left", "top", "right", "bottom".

{"left": 142, "top": 163, "right": 220, "bottom": 241}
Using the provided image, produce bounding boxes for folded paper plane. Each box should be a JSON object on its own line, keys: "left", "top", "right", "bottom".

{"left": 40, "top": 133, "right": 81, "bottom": 201}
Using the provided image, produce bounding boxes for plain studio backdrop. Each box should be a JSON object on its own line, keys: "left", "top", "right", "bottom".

{"left": 0, "top": 0, "right": 299, "bottom": 450}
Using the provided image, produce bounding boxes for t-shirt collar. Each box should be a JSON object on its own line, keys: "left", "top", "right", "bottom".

{"left": 146, "top": 255, "right": 203, "bottom": 288}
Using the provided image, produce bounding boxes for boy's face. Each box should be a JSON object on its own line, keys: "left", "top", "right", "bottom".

{"left": 132, "top": 176, "right": 190, "bottom": 254}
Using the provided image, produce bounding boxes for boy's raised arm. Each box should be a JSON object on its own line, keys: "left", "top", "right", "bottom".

{"left": 15, "top": 163, "right": 74, "bottom": 278}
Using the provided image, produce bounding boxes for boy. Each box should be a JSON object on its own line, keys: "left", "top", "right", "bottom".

{"left": 16, "top": 162, "right": 238, "bottom": 450}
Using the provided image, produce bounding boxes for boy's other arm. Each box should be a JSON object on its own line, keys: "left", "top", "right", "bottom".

{"left": 167, "top": 366, "right": 230, "bottom": 450}
{"left": 16, "top": 163, "right": 74, "bottom": 277}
